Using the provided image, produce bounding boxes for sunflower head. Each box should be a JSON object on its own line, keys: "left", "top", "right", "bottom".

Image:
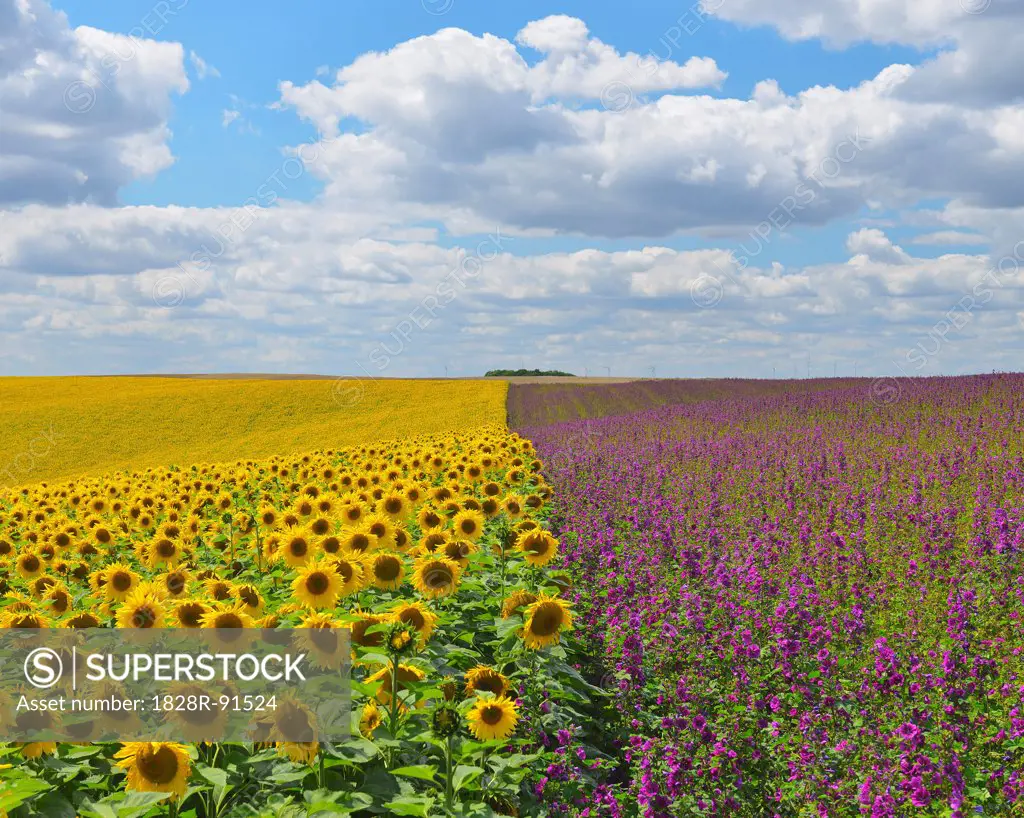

{"left": 430, "top": 701, "right": 461, "bottom": 739}
{"left": 465, "top": 665, "right": 512, "bottom": 699}
{"left": 113, "top": 742, "right": 192, "bottom": 801}
{"left": 466, "top": 696, "right": 519, "bottom": 742}
{"left": 516, "top": 529, "right": 559, "bottom": 567}
{"left": 412, "top": 557, "right": 461, "bottom": 599}
{"left": 522, "top": 595, "right": 573, "bottom": 649}
{"left": 369, "top": 552, "right": 405, "bottom": 591}
{"left": 359, "top": 700, "right": 383, "bottom": 738}
{"left": 292, "top": 561, "right": 343, "bottom": 610}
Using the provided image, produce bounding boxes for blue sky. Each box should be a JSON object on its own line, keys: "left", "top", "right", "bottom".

{"left": 1, "top": 0, "right": 1021, "bottom": 377}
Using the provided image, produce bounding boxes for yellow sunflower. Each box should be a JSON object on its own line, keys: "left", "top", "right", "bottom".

{"left": 390, "top": 601, "right": 438, "bottom": 646}
{"left": 113, "top": 742, "right": 191, "bottom": 800}
{"left": 103, "top": 562, "right": 140, "bottom": 602}
{"left": 171, "top": 600, "right": 210, "bottom": 629}
{"left": 501, "top": 590, "right": 538, "bottom": 619}
{"left": 466, "top": 696, "right": 519, "bottom": 741}
{"left": 369, "top": 552, "right": 405, "bottom": 591}
{"left": 292, "top": 561, "right": 343, "bottom": 609}
{"left": 15, "top": 550, "right": 44, "bottom": 580}
{"left": 522, "top": 595, "right": 573, "bottom": 649}
{"left": 116, "top": 588, "right": 167, "bottom": 629}
{"left": 279, "top": 527, "right": 315, "bottom": 568}
{"left": 367, "top": 663, "right": 426, "bottom": 709}
{"left": 330, "top": 555, "right": 368, "bottom": 596}
{"left": 516, "top": 529, "right": 559, "bottom": 567}
{"left": 412, "top": 557, "right": 461, "bottom": 599}
{"left": 465, "top": 665, "right": 512, "bottom": 699}
{"left": 451, "top": 509, "right": 485, "bottom": 541}
{"left": 359, "top": 701, "right": 383, "bottom": 738}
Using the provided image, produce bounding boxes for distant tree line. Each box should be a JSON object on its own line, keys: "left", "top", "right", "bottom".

{"left": 484, "top": 369, "right": 576, "bottom": 377}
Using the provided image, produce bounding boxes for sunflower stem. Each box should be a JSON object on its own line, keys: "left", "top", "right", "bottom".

{"left": 444, "top": 733, "right": 454, "bottom": 809}
{"left": 388, "top": 651, "right": 402, "bottom": 743}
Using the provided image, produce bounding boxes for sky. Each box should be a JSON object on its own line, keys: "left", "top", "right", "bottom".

{"left": 1, "top": 0, "right": 1022, "bottom": 378}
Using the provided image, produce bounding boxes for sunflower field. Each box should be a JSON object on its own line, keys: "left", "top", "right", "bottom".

{"left": 0, "top": 424, "right": 611, "bottom": 817}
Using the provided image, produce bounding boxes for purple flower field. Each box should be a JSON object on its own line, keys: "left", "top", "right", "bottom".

{"left": 516, "top": 375, "right": 1024, "bottom": 817}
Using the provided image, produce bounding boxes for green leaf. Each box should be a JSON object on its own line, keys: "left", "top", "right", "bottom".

{"left": 0, "top": 775, "right": 51, "bottom": 811}
{"left": 197, "top": 764, "right": 232, "bottom": 808}
{"left": 34, "top": 793, "right": 76, "bottom": 818}
{"left": 391, "top": 764, "right": 438, "bottom": 782}
{"left": 385, "top": 794, "right": 437, "bottom": 817}
{"left": 452, "top": 764, "right": 484, "bottom": 793}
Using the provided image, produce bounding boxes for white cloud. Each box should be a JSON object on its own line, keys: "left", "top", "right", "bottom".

{"left": 0, "top": 0, "right": 188, "bottom": 206}
{"left": 3, "top": 5, "right": 1024, "bottom": 377}
{"left": 846, "top": 228, "right": 912, "bottom": 265}
{"left": 272, "top": 24, "right": 1024, "bottom": 241}
{"left": 703, "top": 0, "right": 1024, "bottom": 107}
{"left": 189, "top": 49, "right": 219, "bottom": 79}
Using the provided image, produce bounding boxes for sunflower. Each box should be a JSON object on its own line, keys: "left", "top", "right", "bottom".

{"left": 308, "top": 514, "right": 332, "bottom": 537}
{"left": 279, "top": 527, "right": 315, "bottom": 568}
{"left": 116, "top": 588, "right": 167, "bottom": 629}
{"left": 522, "top": 595, "right": 573, "bottom": 649}
{"left": 276, "top": 740, "right": 319, "bottom": 765}
{"left": 359, "top": 700, "right": 384, "bottom": 738}
{"left": 390, "top": 601, "right": 438, "bottom": 646}
{"left": 1, "top": 608, "right": 51, "bottom": 628}
{"left": 30, "top": 574, "right": 58, "bottom": 599}
{"left": 378, "top": 491, "right": 408, "bottom": 521}
{"left": 367, "top": 663, "right": 426, "bottom": 708}
{"left": 516, "top": 529, "right": 559, "bottom": 567}
{"left": 369, "top": 552, "right": 405, "bottom": 591}
{"left": 146, "top": 536, "right": 185, "bottom": 570}
{"left": 317, "top": 533, "right": 343, "bottom": 556}
{"left": 417, "top": 528, "right": 450, "bottom": 555}
{"left": 18, "top": 741, "right": 58, "bottom": 759}
{"left": 163, "top": 682, "right": 228, "bottom": 742}
{"left": 158, "top": 568, "right": 191, "bottom": 598}
{"left": 297, "top": 612, "right": 345, "bottom": 670}
{"left": 15, "top": 550, "right": 44, "bottom": 579}
{"left": 412, "top": 557, "right": 461, "bottom": 599}
{"left": 348, "top": 611, "right": 392, "bottom": 651}
{"left": 466, "top": 696, "right": 519, "bottom": 741}
{"left": 501, "top": 496, "right": 524, "bottom": 519}
{"left": 416, "top": 506, "right": 444, "bottom": 531}
{"left": 392, "top": 527, "right": 412, "bottom": 553}
{"left": 104, "top": 563, "right": 141, "bottom": 602}
{"left": 501, "top": 590, "right": 538, "bottom": 619}
{"left": 113, "top": 742, "right": 191, "bottom": 800}
{"left": 234, "top": 583, "right": 265, "bottom": 617}
{"left": 172, "top": 600, "right": 210, "bottom": 629}
{"left": 203, "top": 578, "right": 235, "bottom": 603}
{"left": 340, "top": 526, "right": 376, "bottom": 555}
{"left": 465, "top": 665, "right": 512, "bottom": 699}
{"left": 292, "top": 561, "right": 343, "bottom": 609}
{"left": 443, "top": 539, "right": 476, "bottom": 568}
{"left": 452, "top": 509, "right": 485, "bottom": 541}
{"left": 200, "top": 604, "right": 254, "bottom": 630}
{"left": 257, "top": 504, "right": 278, "bottom": 528}
{"left": 364, "top": 513, "right": 397, "bottom": 549}
{"left": 331, "top": 555, "right": 368, "bottom": 597}
{"left": 63, "top": 611, "right": 102, "bottom": 628}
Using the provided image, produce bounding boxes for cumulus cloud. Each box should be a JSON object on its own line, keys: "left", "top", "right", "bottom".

{"left": 3, "top": 5, "right": 1024, "bottom": 377}
{"left": 703, "top": 0, "right": 1024, "bottom": 107}
{"left": 276, "top": 23, "right": 1024, "bottom": 240}
{"left": 0, "top": 0, "right": 188, "bottom": 206}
